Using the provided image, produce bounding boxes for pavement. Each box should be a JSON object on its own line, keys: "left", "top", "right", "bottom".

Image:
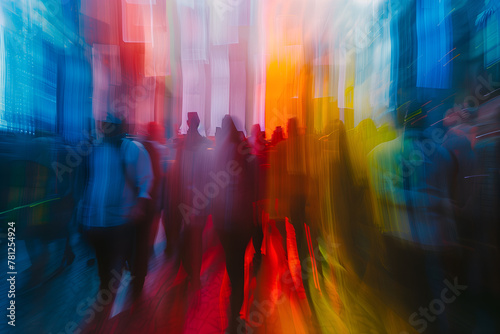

{"left": 0, "top": 216, "right": 326, "bottom": 334}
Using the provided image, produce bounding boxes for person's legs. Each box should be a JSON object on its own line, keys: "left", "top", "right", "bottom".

{"left": 165, "top": 183, "right": 182, "bottom": 258}
{"left": 290, "top": 194, "right": 312, "bottom": 291}
{"left": 228, "top": 246, "right": 247, "bottom": 318}
{"left": 84, "top": 228, "right": 112, "bottom": 290}
{"left": 251, "top": 223, "right": 264, "bottom": 275}
{"left": 180, "top": 217, "right": 206, "bottom": 289}
{"left": 290, "top": 193, "right": 322, "bottom": 328}
{"left": 110, "top": 224, "right": 132, "bottom": 279}
{"left": 85, "top": 225, "right": 132, "bottom": 293}
{"left": 132, "top": 213, "right": 154, "bottom": 293}
{"left": 294, "top": 222, "right": 313, "bottom": 293}
{"left": 164, "top": 215, "right": 182, "bottom": 257}
{"left": 190, "top": 219, "right": 206, "bottom": 288}
{"left": 221, "top": 230, "right": 251, "bottom": 332}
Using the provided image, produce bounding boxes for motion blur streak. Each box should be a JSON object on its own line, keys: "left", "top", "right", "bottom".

{"left": 0, "top": 0, "right": 499, "bottom": 334}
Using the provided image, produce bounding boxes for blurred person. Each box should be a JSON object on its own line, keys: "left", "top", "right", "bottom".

{"left": 269, "top": 117, "right": 322, "bottom": 329}
{"left": 248, "top": 124, "right": 267, "bottom": 155}
{"left": 367, "top": 107, "right": 423, "bottom": 326}
{"left": 320, "top": 119, "right": 392, "bottom": 332}
{"left": 170, "top": 112, "right": 212, "bottom": 291}
{"left": 355, "top": 118, "right": 379, "bottom": 152}
{"left": 443, "top": 106, "right": 479, "bottom": 247}
{"left": 214, "top": 126, "right": 222, "bottom": 146}
{"left": 349, "top": 119, "right": 379, "bottom": 184}
{"left": 271, "top": 126, "right": 284, "bottom": 146}
{"left": 464, "top": 105, "right": 500, "bottom": 332}
{"left": 212, "top": 115, "right": 257, "bottom": 333}
{"left": 403, "top": 110, "right": 459, "bottom": 247}
{"left": 163, "top": 126, "right": 183, "bottom": 258}
{"left": 367, "top": 100, "right": 464, "bottom": 333}
{"left": 248, "top": 124, "right": 269, "bottom": 273}
{"left": 284, "top": 117, "right": 311, "bottom": 277}
{"left": 130, "top": 121, "right": 167, "bottom": 296}
{"left": 378, "top": 102, "right": 459, "bottom": 333}
{"left": 78, "top": 112, "right": 153, "bottom": 295}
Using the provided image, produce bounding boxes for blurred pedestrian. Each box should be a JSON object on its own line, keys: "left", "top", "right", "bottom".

{"left": 78, "top": 112, "right": 153, "bottom": 295}
{"left": 172, "top": 112, "right": 213, "bottom": 291}
{"left": 213, "top": 115, "right": 257, "bottom": 333}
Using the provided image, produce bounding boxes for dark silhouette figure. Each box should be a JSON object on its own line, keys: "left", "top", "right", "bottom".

{"left": 271, "top": 126, "right": 284, "bottom": 146}
{"left": 170, "top": 112, "right": 212, "bottom": 290}
{"left": 213, "top": 115, "right": 257, "bottom": 333}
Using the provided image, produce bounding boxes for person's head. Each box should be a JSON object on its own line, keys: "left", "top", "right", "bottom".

{"left": 147, "top": 122, "right": 165, "bottom": 144}
{"left": 271, "top": 126, "right": 283, "bottom": 145}
{"left": 220, "top": 115, "right": 238, "bottom": 142}
{"left": 251, "top": 124, "right": 261, "bottom": 138}
{"left": 101, "top": 112, "right": 125, "bottom": 139}
{"left": 187, "top": 112, "right": 200, "bottom": 131}
{"left": 356, "top": 118, "right": 377, "bottom": 139}
{"left": 215, "top": 126, "right": 222, "bottom": 145}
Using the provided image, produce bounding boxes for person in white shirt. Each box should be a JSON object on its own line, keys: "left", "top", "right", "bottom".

{"left": 79, "top": 112, "right": 153, "bottom": 293}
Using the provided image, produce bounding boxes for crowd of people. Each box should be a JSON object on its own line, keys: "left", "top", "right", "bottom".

{"left": 74, "top": 99, "right": 499, "bottom": 333}
{"left": 2, "top": 102, "right": 499, "bottom": 333}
